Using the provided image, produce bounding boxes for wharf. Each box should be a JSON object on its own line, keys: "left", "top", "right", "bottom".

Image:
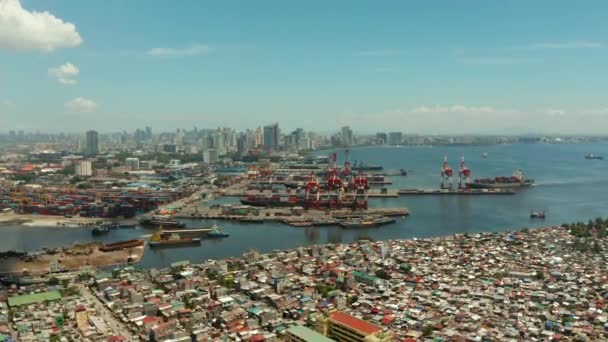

{"left": 220, "top": 188, "right": 399, "bottom": 198}
{"left": 174, "top": 206, "right": 409, "bottom": 224}
{"left": 398, "top": 188, "right": 515, "bottom": 195}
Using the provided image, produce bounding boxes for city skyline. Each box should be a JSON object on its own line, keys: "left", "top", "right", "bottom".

{"left": 2, "top": 0, "right": 608, "bottom": 134}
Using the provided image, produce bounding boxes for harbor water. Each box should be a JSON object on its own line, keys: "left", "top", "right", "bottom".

{"left": 2, "top": 143, "right": 608, "bottom": 269}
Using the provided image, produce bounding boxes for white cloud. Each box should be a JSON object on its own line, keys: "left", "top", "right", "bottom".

{"left": 354, "top": 49, "right": 407, "bottom": 57}
{"left": 531, "top": 41, "right": 602, "bottom": 49}
{"left": 2, "top": 99, "right": 14, "bottom": 108}
{"left": 539, "top": 108, "right": 567, "bottom": 116}
{"left": 460, "top": 57, "right": 526, "bottom": 65}
{"left": 146, "top": 44, "right": 213, "bottom": 57}
{"left": 411, "top": 105, "right": 514, "bottom": 114}
{"left": 65, "top": 97, "right": 97, "bottom": 113}
{"left": 48, "top": 62, "right": 79, "bottom": 85}
{"left": 0, "top": 0, "right": 82, "bottom": 52}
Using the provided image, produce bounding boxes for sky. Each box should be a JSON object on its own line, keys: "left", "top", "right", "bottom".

{"left": 1, "top": 0, "right": 608, "bottom": 134}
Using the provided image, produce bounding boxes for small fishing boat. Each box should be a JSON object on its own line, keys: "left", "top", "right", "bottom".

{"left": 530, "top": 209, "right": 546, "bottom": 219}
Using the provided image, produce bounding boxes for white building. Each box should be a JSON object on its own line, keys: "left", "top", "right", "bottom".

{"left": 169, "top": 159, "right": 181, "bottom": 167}
{"left": 125, "top": 157, "right": 140, "bottom": 170}
{"left": 75, "top": 160, "right": 93, "bottom": 177}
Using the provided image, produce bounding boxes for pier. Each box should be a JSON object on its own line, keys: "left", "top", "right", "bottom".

{"left": 174, "top": 205, "right": 409, "bottom": 224}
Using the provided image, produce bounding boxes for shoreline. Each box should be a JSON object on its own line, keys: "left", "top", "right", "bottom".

{"left": 0, "top": 212, "right": 137, "bottom": 228}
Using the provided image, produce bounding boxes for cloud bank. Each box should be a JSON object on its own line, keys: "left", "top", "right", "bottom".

{"left": 0, "top": 0, "right": 82, "bottom": 52}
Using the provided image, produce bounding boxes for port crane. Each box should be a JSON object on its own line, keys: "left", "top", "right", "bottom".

{"left": 458, "top": 154, "right": 472, "bottom": 189}
{"left": 440, "top": 155, "right": 454, "bottom": 190}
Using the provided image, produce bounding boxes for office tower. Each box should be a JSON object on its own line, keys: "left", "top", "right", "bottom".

{"left": 125, "top": 157, "right": 140, "bottom": 170}
{"left": 85, "top": 130, "right": 99, "bottom": 155}
{"left": 263, "top": 123, "right": 280, "bottom": 152}
{"left": 75, "top": 160, "right": 93, "bottom": 177}
{"left": 341, "top": 126, "right": 353, "bottom": 146}
{"left": 388, "top": 132, "right": 403, "bottom": 146}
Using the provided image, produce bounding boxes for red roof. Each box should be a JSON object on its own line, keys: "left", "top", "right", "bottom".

{"left": 249, "top": 335, "right": 265, "bottom": 342}
{"left": 330, "top": 311, "right": 381, "bottom": 335}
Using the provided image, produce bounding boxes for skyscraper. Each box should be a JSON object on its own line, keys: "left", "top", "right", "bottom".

{"left": 341, "top": 126, "right": 353, "bottom": 146}
{"left": 388, "top": 132, "right": 403, "bottom": 146}
{"left": 85, "top": 130, "right": 99, "bottom": 156}
{"left": 263, "top": 123, "right": 280, "bottom": 152}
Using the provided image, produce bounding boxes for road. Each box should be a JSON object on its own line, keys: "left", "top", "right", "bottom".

{"left": 78, "top": 284, "right": 135, "bottom": 340}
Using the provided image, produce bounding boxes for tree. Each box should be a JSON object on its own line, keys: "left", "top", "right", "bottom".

{"left": 48, "top": 276, "right": 59, "bottom": 285}
{"left": 422, "top": 325, "right": 434, "bottom": 336}
{"left": 375, "top": 269, "right": 391, "bottom": 280}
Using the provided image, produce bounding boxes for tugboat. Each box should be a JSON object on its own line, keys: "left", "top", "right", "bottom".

{"left": 206, "top": 225, "right": 230, "bottom": 238}
{"left": 530, "top": 209, "right": 546, "bottom": 219}
{"left": 399, "top": 168, "right": 408, "bottom": 176}
{"left": 585, "top": 154, "right": 604, "bottom": 160}
{"left": 91, "top": 225, "right": 111, "bottom": 235}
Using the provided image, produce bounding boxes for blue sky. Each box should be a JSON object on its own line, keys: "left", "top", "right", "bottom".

{"left": 1, "top": 0, "right": 607, "bottom": 134}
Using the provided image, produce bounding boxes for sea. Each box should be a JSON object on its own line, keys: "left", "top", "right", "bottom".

{"left": 2, "top": 143, "right": 607, "bottom": 269}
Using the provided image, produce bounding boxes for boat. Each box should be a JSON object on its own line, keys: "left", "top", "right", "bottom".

{"left": 148, "top": 232, "right": 201, "bottom": 247}
{"left": 91, "top": 225, "right": 110, "bottom": 235}
{"left": 140, "top": 218, "right": 186, "bottom": 228}
{"left": 530, "top": 210, "right": 546, "bottom": 219}
{"left": 468, "top": 169, "right": 534, "bottom": 189}
{"left": 482, "top": 153, "right": 488, "bottom": 158}
{"left": 287, "top": 220, "right": 314, "bottom": 227}
{"left": 338, "top": 216, "right": 395, "bottom": 228}
{"left": 99, "top": 239, "right": 144, "bottom": 252}
{"left": 207, "top": 225, "right": 230, "bottom": 238}
{"left": 162, "top": 227, "right": 212, "bottom": 236}
{"left": 399, "top": 168, "right": 408, "bottom": 176}
{"left": 313, "top": 218, "right": 337, "bottom": 226}
{"left": 240, "top": 194, "right": 357, "bottom": 209}
{"left": 353, "top": 162, "right": 383, "bottom": 171}
{"left": 585, "top": 154, "right": 604, "bottom": 160}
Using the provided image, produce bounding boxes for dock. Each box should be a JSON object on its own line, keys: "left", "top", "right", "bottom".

{"left": 174, "top": 205, "right": 408, "bottom": 225}
{"left": 398, "top": 188, "right": 515, "bottom": 195}
{"left": 220, "top": 188, "right": 399, "bottom": 198}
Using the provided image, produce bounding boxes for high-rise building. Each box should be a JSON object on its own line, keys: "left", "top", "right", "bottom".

{"left": 125, "top": 157, "right": 140, "bottom": 170}
{"left": 236, "top": 133, "right": 249, "bottom": 156}
{"left": 85, "top": 130, "right": 99, "bottom": 155}
{"left": 375, "top": 132, "right": 387, "bottom": 145}
{"left": 341, "top": 126, "right": 353, "bottom": 146}
{"left": 203, "top": 149, "right": 218, "bottom": 164}
{"left": 388, "top": 132, "right": 403, "bottom": 146}
{"left": 263, "top": 123, "right": 280, "bottom": 152}
{"left": 74, "top": 160, "right": 93, "bottom": 177}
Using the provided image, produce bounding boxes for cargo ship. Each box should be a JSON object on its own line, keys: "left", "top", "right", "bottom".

{"left": 162, "top": 227, "right": 212, "bottom": 236}
{"left": 99, "top": 239, "right": 144, "bottom": 252}
{"left": 338, "top": 216, "right": 395, "bottom": 228}
{"left": 148, "top": 232, "right": 201, "bottom": 248}
{"left": 240, "top": 194, "right": 356, "bottom": 208}
{"left": 585, "top": 154, "right": 604, "bottom": 160}
{"left": 468, "top": 170, "right": 534, "bottom": 189}
{"left": 140, "top": 218, "right": 186, "bottom": 228}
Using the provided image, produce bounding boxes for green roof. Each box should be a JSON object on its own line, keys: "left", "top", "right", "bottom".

{"left": 8, "top": 290, "right": 62, "bottom": 307}
{"left": 286, "top": 325, "right": 335, "bottom": 342}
